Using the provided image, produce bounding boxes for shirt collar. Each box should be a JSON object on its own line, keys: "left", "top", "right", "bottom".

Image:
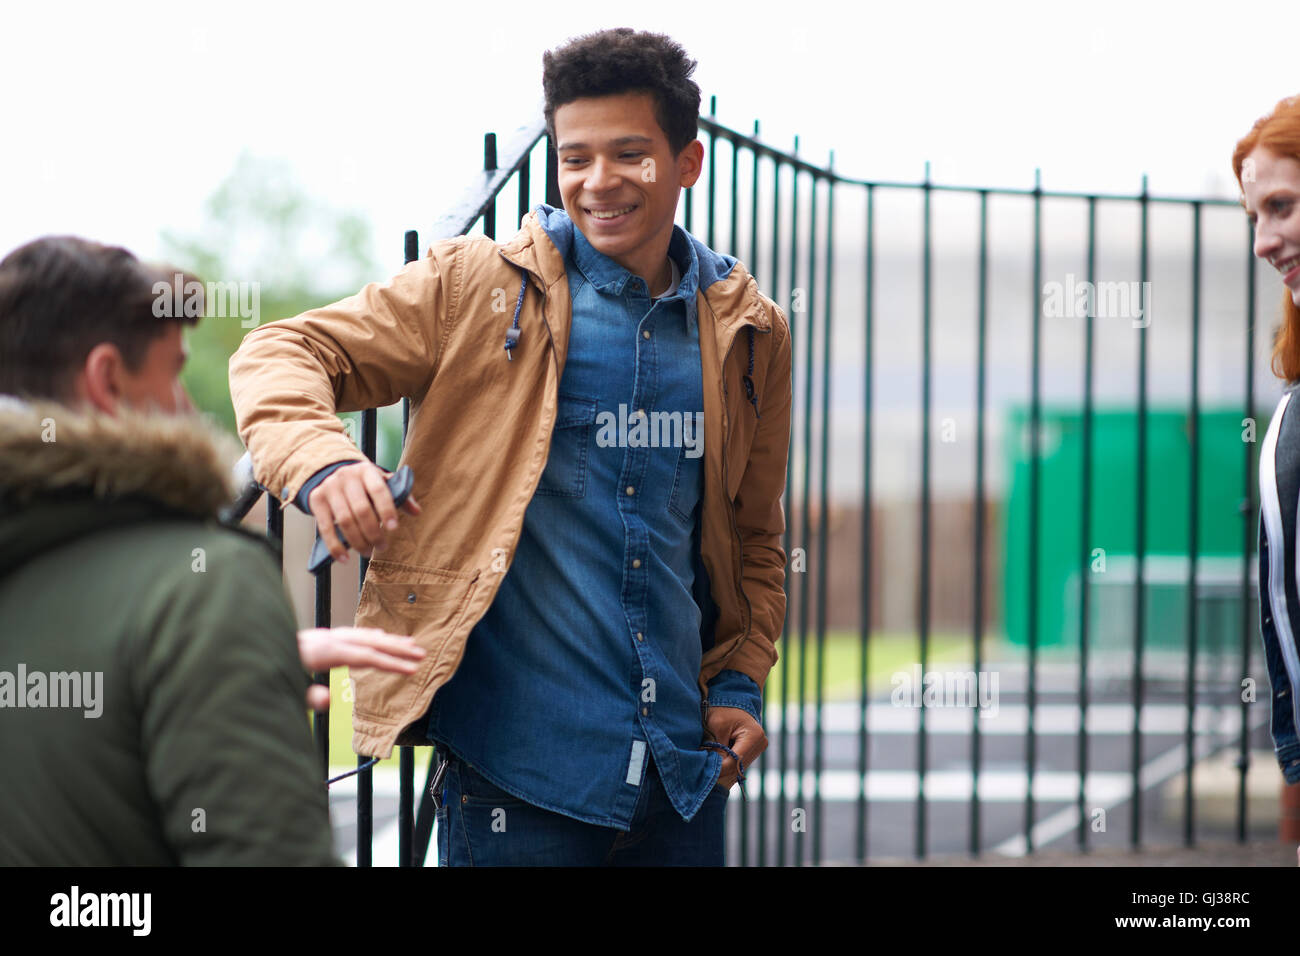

{"left": 570, "top": 223, "right": 700, "bottom": 309}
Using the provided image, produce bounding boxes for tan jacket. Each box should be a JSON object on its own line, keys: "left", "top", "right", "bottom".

{"left": 229, "top": 210, "right": 792, "bottom": 758}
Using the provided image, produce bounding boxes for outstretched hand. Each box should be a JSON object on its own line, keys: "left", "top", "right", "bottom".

{"left": 297, "top": 627, "right": 425, "bottom": 711}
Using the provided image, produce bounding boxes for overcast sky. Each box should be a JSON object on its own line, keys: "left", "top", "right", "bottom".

{"left": 0, "top": 0, "right": 1293, "bottom": 274}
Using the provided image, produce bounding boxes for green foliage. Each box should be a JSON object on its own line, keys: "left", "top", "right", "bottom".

{"left": 161, "top": 153, "right": 381, "bottom": 436}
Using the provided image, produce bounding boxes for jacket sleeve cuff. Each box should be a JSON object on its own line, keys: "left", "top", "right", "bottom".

{"left": 706, "top": 669, "right": 763, "bottom": 722}
{"left": 294, "top": 461, "right": 355, "bottom": 514}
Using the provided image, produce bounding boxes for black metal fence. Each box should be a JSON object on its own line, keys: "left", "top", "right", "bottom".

{"left": 236, "top": 100, "right": 1278, "bottom": 865}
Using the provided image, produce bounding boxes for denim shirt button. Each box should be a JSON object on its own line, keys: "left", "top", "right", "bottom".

{"left": 636, "top": 632, "right": 644, "bottom": 641}
{"left": 632, "top": 558, "right": 642, "bottom": 569}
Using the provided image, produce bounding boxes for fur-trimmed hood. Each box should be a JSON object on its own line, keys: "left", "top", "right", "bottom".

{"left": 0, "top": 396, "right": 243, "bottom": 577}
{"left": 0, "top": 396, "right": 240, "bottom": 514}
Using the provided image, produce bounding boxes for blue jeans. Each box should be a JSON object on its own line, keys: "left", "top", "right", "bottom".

{"left": 434, "top": 751, "right": 728, "bottom": 866}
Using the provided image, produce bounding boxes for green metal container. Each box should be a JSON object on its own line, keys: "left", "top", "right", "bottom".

{"left": 1002, "top": 406, "right": 1261, "bottom": 651}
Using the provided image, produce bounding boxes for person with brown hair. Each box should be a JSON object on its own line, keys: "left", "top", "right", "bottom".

{"left": 1236, "top": 95, "right": 1300, "bottom": 786}
{"left": 0, "top": 235, "right": 423, "bottom": 864}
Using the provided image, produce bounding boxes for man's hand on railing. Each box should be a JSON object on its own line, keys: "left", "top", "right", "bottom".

{"left": 298, "top": 626, "right": 427, "bottom": 711}
{"left": 307, "top": 461, "right": 422, "bottom": 563}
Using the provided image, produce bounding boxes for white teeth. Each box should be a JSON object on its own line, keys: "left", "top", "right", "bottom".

{"left": 589, "top": 206, "right": 634, "bottom": 219}
{"left": 1281, "top": 256, "right": 1300, "bottom": 274}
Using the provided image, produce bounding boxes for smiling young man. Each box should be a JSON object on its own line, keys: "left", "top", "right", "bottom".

{"left": 229, "top": 27, "right": 792, "bottom": 866}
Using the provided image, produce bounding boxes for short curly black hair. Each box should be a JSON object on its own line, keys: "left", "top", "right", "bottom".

{"left": 543, "top": 28, "right": 701, "bottom": 156}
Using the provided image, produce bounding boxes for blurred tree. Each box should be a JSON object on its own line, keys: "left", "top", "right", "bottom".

{"left": 160, "top": 153, "right": 406, "bottom": 468}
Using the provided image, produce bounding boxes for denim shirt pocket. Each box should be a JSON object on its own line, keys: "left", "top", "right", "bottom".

{"left": 668, "top": 443, "right": 703, "bottom": 525}
{"left": 535, "top": 393, "right": 597, "bottom": 498}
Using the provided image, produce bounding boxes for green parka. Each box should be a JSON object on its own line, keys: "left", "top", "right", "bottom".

{"left": 0, "top": 397, "right": 338, "bottom": 865}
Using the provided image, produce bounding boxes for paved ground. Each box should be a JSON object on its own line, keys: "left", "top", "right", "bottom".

{"left": 719, "top": 658, "right": 1290, "bottom": 866}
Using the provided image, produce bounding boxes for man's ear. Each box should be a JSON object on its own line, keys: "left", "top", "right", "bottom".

{"left": 75, "top": 342, "right": 128, "bottom": 415}
{"left": 677, "top": 139, "right": 705, "bottom": 189}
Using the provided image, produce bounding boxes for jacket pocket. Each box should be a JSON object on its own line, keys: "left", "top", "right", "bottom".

{"left": 535, "top": 393, "right": 597, "bottom": 498}
{"left": 668, "top": 443, "right": 703, "bottom": 525}
{"left": 352, "top": 560, "right": 481, "bottom": 719}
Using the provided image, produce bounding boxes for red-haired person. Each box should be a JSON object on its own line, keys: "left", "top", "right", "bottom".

{"left": 1237, "top": 95, "right": 1300, "bottom": 789}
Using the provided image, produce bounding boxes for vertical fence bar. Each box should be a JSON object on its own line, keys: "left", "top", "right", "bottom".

{"left": 1026, "top": 168, "right": 1042, "bottom": 852}
{"left": 484, "top": 133, "right": 498, "bottom": 240}
{"left": 545, "top": 134, "right": 561, "bottom": 209}
{"left": 795, "top": 169, "right": 815, "bottom": 869}
{"left": 1132, "top": 174, "right": 1149, "bottom": 849}
{"left": 971, "top": 189, "right": 989, "bottom": 856}
{"left": 707, "top": 95, "right": 717, "bottom": 250}
{"left": 786, "top": 139, "right": 804, "bottom": 867}
{"left": 1237, "top": 219, "right": 1257, "bottom": 841}
{"left": 685, "top": 163, "right": 694, "bottom": 235}
{"left": 749, "top": 124, "right": 761, "bottom": 274}
{"left": 396, "top": 228, "right": 419, "bottom": 868}
{"left": 1184, "top": 201, "right": 1202, "bottom": 846}
{"left": 355, "top": 405, "right": 379, "bottom": 868}
{"left": 401, "top": 359, "right": 411, "bottom": 471}
{"left": 774, "top": 150, "right": 791, "bottom": 869}
{"left": 266, "top": 493, "right": 283, "bottom": 548}
{"left": 1078, "top": 196, "right": 1097, "bottom": 852}
{"left": 812, "top": 156, "right": 833, "bottom": 866}
{"left": 857, "top": 183, "right": 875, "bottom": 864}
{"left": 398, "top": 744, "right": 413, "bottom": 867}
{"left": 312, "top": 558, "right": 331, "bottom": 779}
{"left": 729, "top": 133, "right": 740, "bottom": 259}
{"left": 749, "top": 120, "right": 765, "bottom": 870}
{"left": 518, "top": 145, "right": 531, "bottom": 229}
{"left": 731, "top": 126, "right": 748, "bottom": 866}
{"left": 917, "top": 161, "right": 933, "bottom": 859}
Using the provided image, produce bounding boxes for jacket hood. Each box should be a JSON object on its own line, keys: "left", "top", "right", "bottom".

{"left": 0, "top": 396, "right": 242, "bottom": 576}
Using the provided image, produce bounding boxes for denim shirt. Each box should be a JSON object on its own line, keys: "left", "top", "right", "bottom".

{"left": 1257, "top": 386, "right": 1300, "bottom": 784}
{"left": 417, "top": 215, "right": 761, "bottom": 828}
